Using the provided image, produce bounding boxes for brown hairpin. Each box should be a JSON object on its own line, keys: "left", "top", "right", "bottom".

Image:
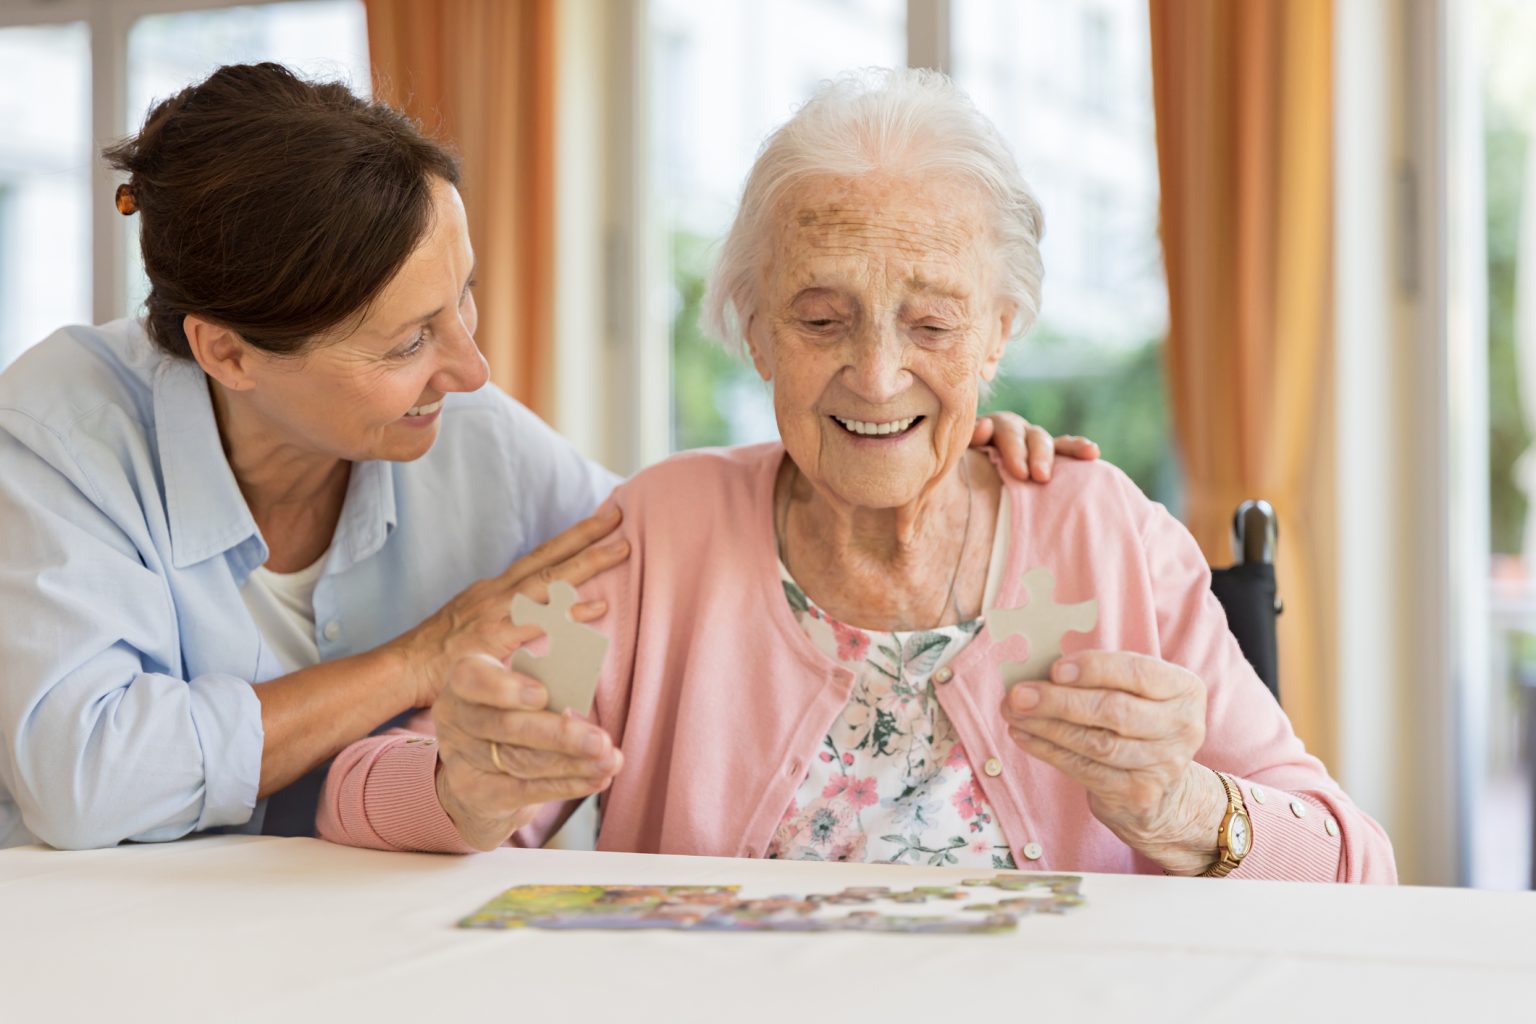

{"left": 114, "top": 183, "right": 138, "bottom": 216}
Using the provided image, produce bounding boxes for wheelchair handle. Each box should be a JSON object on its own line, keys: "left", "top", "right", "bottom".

{"left": 1231, "top": 499, "right": 1278, "bottom": 566}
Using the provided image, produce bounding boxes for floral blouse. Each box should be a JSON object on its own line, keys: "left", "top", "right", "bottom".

{"left": 766, "top": 563, "right": 1017, "bottom": 870}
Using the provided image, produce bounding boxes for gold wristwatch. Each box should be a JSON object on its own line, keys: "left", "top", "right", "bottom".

{"left": 1201, "top": 770, "right": 1252, "bottom": 878}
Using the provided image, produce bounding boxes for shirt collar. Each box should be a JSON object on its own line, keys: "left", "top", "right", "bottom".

{"left": 153, "top": 356, "right": 263, "bottom": 572}
{"left": 327, "top": 457, "right": 398, "bottom": 575}
{"left": 152, "top": 356, "right": 399, "bottom": 576}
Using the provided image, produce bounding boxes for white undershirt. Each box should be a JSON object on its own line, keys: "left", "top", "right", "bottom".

{"left": 240, "top": 552, "right": 328, "bottom": 674}
{"left": 984, "top": 486, "right": 1011, "bottom": 611}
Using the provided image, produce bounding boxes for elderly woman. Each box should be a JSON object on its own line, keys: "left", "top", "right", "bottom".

{"left": 0, "top": 64, "right": 1062, "bottom": 851}
{"left": 320, "top": 70, "right": 1394, "bottom": 882}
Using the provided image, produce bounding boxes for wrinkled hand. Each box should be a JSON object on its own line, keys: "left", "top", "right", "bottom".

{"left": 1000, "top": 651, "right": 1226, "bottom": 875}
{"left": 971, "top": 412, "right": 1100, "bottom": 483}
{"left": 389, "top": 506, "right": 629, "bottom": 708}
{"left": 433, "top": 654, "right": 624, "bottom": 851}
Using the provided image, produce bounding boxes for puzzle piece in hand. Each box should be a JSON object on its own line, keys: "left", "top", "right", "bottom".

{"left": 510, "top": 581, "right": 609, "bottom": 715}
{"left": 985, "top": 567, "right": 1098, "bottom": 686}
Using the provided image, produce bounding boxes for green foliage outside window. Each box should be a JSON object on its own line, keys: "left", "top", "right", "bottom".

{"left": 1486, "top": 104, "right": 1533, "bottom": 555}
{"left": 671, "top": 230, "right": 759, "bottom": 452}
{"left": 981, "top": 331, "right": 1177, "bottom": 508}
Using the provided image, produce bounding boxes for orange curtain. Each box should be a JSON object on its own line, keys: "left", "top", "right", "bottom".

{"left": 364, "top": 0, "right": 556, "bottom": 416}
{"left": 1149, "top": 0, "right": 1336, "bottom": 757}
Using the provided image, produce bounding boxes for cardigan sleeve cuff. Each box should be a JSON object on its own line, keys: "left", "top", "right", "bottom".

{"left": 318, "top": 735, "right": 478, "bottom": 854}
{"left": 1225, "top": 776, "right": 1343, "bottom": 881}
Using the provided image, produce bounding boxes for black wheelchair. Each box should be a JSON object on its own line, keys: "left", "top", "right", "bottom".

{"left": 1209, "top": 500, "right": 1282, "bottom": 702}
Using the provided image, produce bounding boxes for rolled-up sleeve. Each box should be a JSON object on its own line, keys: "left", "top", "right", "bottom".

{"left": 0, "top": 418, "right": 263, "bottom": 849}
{"left": 1137, "top": 492, "right": 1397, "bottom": 883}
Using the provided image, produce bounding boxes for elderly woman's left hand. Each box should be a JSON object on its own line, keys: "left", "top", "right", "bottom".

{"left": 973, "top": 412, "right": 1099, "bottom": 483}
{"left": 1000, "top": 651, "right": 1229, "bottom": 875}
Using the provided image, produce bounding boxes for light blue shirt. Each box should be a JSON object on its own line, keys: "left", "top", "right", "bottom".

{"left": 0, "top": 320, "right": 618, "bottom": 849}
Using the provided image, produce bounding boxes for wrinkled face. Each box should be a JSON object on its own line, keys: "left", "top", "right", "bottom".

{"left": 239, "top": 176, "right": 487, "bottom": 463}
{"left": 746, "top": 173, "right": 1014, "bottom": 509}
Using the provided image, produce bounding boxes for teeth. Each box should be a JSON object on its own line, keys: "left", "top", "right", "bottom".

{"left": 405, "top": 398, "right": 444, "bottom": 418}
{"left": 834, "top": 415, "right": 917, "bottom": 437}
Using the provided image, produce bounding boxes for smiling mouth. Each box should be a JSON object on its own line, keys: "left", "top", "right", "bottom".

{"left": 831, "top": 415, "right": 924, "bottom": 438}
{"left": 404, "top": 398, "right": 444, "bottom": 418}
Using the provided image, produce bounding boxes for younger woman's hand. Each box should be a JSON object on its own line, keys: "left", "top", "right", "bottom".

{"left": 971, "top": 411, "right": 1100, "bottom": 483}
{"left": 390, "top": 506, "right": 629, "bottom": 708}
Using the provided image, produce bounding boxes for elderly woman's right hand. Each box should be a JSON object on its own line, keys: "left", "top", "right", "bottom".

{"left": 433, "top": 654, "right": 623, "bottom": 850}
{"left": 389, "top": 506, "right": 629, "bottom": 709}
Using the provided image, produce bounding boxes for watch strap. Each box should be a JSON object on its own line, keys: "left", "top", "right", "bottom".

{"left": 1201, "top": 769, "right": 1248, "bottom": 878}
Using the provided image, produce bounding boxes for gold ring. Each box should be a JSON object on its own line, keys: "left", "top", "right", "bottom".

{"left": 489, "top": 740, "right": 510, "bottom": 774}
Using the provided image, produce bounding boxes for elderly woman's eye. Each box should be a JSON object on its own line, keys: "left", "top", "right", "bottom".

{"left": 801, "top": 318, "right": 840, "bottom": 331}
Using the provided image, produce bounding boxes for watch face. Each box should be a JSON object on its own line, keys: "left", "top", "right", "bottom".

{"left": 1228, "top": 814, "right": 1252, "bottom": 858}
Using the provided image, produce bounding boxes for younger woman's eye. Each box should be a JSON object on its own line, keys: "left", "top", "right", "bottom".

{"left": 393, "top": 333, "right": 426, "bottom": 359}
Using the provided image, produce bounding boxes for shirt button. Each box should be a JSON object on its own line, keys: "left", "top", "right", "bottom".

{"left": 1289, "top": 800, "right": 1308, "bottom": 818}
{"left": 1249, "top": 785, "right": 1267, "bottom": 805}
{"left": 1023, "top": 842, "right": 1043, "bottom": 861}
{"left": 933, "top": 666, "right": 954, "bottom": 685}
{"left": 1324, "top": 817, "right": 1339, "bottom": 837}
{"left": 983, "top": 758, "right": 1002, "bottom": 777}
{"left": 323, "top": 621, "right": 340, "bottom": 641}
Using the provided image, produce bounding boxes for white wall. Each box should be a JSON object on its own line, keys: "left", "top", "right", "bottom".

{"left": 1333, "top": 0, "right": 1467, "bottom": 887}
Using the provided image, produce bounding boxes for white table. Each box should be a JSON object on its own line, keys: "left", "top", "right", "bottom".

{"left": 1, "top": 835, "right": 1533, "bottom": 1022}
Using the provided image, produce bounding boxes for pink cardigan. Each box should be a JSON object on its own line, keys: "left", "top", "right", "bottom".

{"left": 318, "top": 444, "right": 1396, "bottom": 882}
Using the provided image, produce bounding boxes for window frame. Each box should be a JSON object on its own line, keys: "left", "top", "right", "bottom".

{"left": 0, "top": 0, "right": 354, "bottom": 331}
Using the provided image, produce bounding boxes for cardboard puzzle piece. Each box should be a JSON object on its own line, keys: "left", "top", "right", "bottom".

{"left": 985, "top": 567, "right": 1098, "bottom": 686}
{"left": 510, "top": 581, "right": 609, "bottom": 716}
{"left": 456, "top": 874, "right": 1085, "bottom": 934}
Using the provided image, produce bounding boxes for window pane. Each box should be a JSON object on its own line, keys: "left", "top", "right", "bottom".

{"left": 952, "top": 0, "right": 1173, "bottom": 504}
{"left": 0, "top": 23, "right": 90, "bottom": 370}
{"left": 124, "top": 1, "right": 370, "bottom": 313}
{"left": 652, "top": 0, "right": 905, "bottom": 451}
{"left": 1477, "top": 0, "right": 1536, "bottom": 890}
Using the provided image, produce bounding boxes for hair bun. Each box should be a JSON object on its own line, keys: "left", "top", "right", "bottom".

{"left": 114, "top": 183, "right": 138, "bottom": 216}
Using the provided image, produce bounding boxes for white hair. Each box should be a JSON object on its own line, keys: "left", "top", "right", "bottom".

{"left": 703, "top": 66, "right": 1046, "bottom": 355}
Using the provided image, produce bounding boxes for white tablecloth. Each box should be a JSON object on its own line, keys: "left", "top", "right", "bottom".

{"left": 1, "top": 835, "right": 1532, "bottom": 1022}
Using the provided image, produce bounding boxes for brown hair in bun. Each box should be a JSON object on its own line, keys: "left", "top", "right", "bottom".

{"left": 103, "top": 62, "right": 461, "bottom": 360}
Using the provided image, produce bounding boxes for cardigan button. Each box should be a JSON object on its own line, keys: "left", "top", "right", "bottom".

{"left": 983, "top": 758, "right": 1002, "bottom": 777}
{"left": 1289, "top": 800, "right": 1308, "bottom": 819}
{"left": 1249, "top": 785, "right": 1267, "bottom": 805}
{"left": 1023, "top": 842, "right": 1043, "bottom": 861}
{"left": 1324, "top": 817, "right": 1339, "bottom": 837}
{"left": 933, "top": 666, "right": 954, "bottom": 685}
